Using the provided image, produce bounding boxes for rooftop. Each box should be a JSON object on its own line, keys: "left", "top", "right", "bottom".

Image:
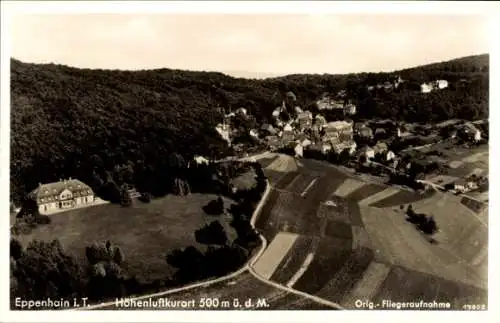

{"left": 30, "top": 178, "right": 93, "bottom": 200}
{"left": 324, "top": 121, "right": 352, "bottom": 129}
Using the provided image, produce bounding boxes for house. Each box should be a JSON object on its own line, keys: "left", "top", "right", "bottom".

{"left": 420, "top": 83, "right": 433, "bottom": 93}
{"left": 386, "top": 150, "right": 396, "bottom": 162}
{"left": 193, "top": 155, "right": 210, "bottom": 165}
{"left": 383, "top": 81, "right": 393, "bottom": 90}
{"left": 459, "top": 123, "right": 481, "bottom": 142}
{"left": 215, "top": 123, "right": 231, "bottom": 145}
{"left": 374, "top": 128, "right": 387, "bottom": 137}
{"left": 28, "top": 178, "right": 95, "bottom": 214}
{"left": 394, "top": 76, "right": 404, "bottom": 89}
{"left": 358, "top": 146, "right": 375, "bottom": 161}
{"left": 249, "top": 129, "right": 259, "bottom": 138}
{"left": 261, "top": 124, "right": 277, "bottom": 135}
{"left": 332, "top": 140, "right": 357, "bottom": 155}
{"left": 283, "top": 123, "right": 294, "bottom": 133}
{"left": 373, "top": 141, "right": 388, "bottom": 155}
{"left": 323, "top": 120, "right": 354, "bottom": 144}
{"left": 314, "top": 114, "right": 327, "bottom": 128}
{"left": 307, "top": 143, "right": 331, "bottom": 155}
{"left": 344, "top": 103, "right": 356, "bottom": 115}
{"left": 297, "top": 138, "right": 312, "bottom": 148}
{"left": 281, "top": 132, "right": 295, "bottom": 143}
{"left": 354, "top": 122, "right": 366, "bottom": 133}
{"left": 294, "top": 143, "right": 304, "bottom": 158}
{"left": 296, "top": 111, "right": 313, "bottom": 129}
{"left": 264, "top": 135, "right": 280, "bottom": 148}
{"left": 454, "top": 179, "right": 472, "bottom": 193}
{"left": 434, "top": 80, "right": 448, "bottom": 89}
{"left": 358, "top": 127, "right": 374, "bottom": 139}
{"left": 337, "top": 90, "right": 347, "bottom": 98}
{"left": 235, "top": 107, "right": 247, "bottom": 116}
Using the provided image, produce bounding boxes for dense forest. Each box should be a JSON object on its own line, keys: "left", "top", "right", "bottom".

{"left": 10, "top": 54, "right": 488, "bottom": 203}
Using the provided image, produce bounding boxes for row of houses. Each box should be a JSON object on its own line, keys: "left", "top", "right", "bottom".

{"left": 420, "top": 80, "right": 449, "bottom": 93}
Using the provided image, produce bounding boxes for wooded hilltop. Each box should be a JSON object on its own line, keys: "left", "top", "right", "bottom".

{"left": 10, "top": 54, "right": 488, "bottom": 203}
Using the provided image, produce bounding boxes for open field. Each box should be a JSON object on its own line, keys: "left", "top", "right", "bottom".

{"left": 252, "top": 155, "right": 488, "bottom": 308}
{"left": 13, "top": 194, "right": 237, "bottom": 282}
{"left": 231, "top": 169, "right": 257, "bottom": 191}
{"left": 90, "top": 153, "right": 488, "bottom": 310}
{"left": 372, "top": 266, "right": 487, "bottom": 309}
{"left": 370, "top": 189, "right": 436, "bottom": 208}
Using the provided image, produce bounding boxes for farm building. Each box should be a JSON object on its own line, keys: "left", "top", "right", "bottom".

{"left": 28, "top": 178, "right": 95, "bottom": 214}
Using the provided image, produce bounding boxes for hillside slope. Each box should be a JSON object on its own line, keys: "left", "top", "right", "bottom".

{"left": 10, "top": 54, "right": 488, "bottom": 202}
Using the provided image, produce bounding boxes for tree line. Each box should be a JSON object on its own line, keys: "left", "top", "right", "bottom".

{"left": 10, "top": 54, "right": 488, "bottom": 204}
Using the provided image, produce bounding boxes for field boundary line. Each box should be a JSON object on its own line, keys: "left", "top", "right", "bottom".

{"left": 248, "top": 235, "right": 344, "bottom": 310}
{"left": 285, "top": 252, "right": 315, "bottom": 288}
{"left": 78, "top": 179, "right": 273, "bottom": 310}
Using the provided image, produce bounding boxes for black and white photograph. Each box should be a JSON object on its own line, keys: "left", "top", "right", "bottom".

{"left": 1, "top": 1, "right": 498, "bottom": 322}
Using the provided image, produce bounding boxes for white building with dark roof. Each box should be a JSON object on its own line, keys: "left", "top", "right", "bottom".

{"left": 29, "top": 178, "right": 95, "bottom": 214}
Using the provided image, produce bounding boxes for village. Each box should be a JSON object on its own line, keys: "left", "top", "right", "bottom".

{"left": 215, "top": 77, "right": 489, "bottom": 202}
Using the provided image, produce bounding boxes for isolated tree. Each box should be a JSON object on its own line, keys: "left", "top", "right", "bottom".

{"left": 195, "top": 220, "right": 228, "bottom": 246}
{"left": 10, "top": 238, "right": 23, "bottom": 260}
{"left": 138, "top": 191, "right": 151, "bottom": 203}
{"left": 113, "top": 247, "right": 125, "bottom": 265}
{"left": 120, "top": 185, "right": 132, "bottom": 207}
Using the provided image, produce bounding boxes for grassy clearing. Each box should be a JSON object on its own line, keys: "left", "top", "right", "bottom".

{"left": 231, "top": 169, "right": 257, "bottom": 191}
{"left": 258, "top": 155, "right": 279, "bottom": 168}
{"left": 273, "top": 171, "right": 300, "bottom": 190}
{"left": 266, "top": 155, "right": 299, "bottom": 173}
{"left": 361, "top": 200, "right": 486, "bottom": 289}
{"left": 413, "top": 193, "right": 487, "bottom": 270}
{"left": 344, "top": 184, "right": 386, "bottom": 203}
{"left": 332, "top": 179, "right": 365, "bottom": 198}
{"left": 14, "top": 194, "right": 237, "bottom": 282}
